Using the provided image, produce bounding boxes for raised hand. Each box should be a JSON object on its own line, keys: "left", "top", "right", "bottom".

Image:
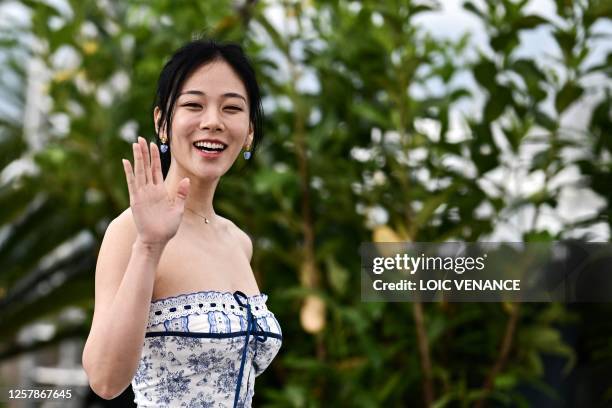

{"left": 122, "top": 136, "right": 190, "bottom": 247}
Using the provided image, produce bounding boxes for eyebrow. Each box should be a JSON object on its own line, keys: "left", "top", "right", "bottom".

{"left": 179, "top": 90, "right": 247, "bottom": 103}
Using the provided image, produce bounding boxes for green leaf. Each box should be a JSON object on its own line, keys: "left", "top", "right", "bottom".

{"left": 494, "top": 373, "right": 518, "bottom": 389}
{"left": 584, "top": 2, "right": 612, "bottom": 28}
{"left": 553, "top": 28, "right": 576, "bottom": 58}
{"left": 463, "top": 1, "right": 484, "bottom": 19}
{"left": 352, "top": 101, "right": 390, "bottom": 128}
{"left": 526, "top": 350, "right": 544, "bottom": 375}
{"left": 470, "top": 122, "right": 500, "bottom": 174}
{"left": 511, "top": 58, "right": 546, "bottom": 83}
{"left": 534, "top": 109, "right": 558, "bottom": 131}
{"left": 409, "top": 3, "right": 437, "bottom": 17}
{"left": 531, "top": 150, "right": 550, "bottom": 171}
{"left": 584, "top": 51, "right": 612, "bottom": 76}
{"left": 553, "top": 0, "right": 572, "bottom": 18}
{"left": 490, "top": 31, "right": 519, "bottom": 54}
{"left": 427, "top": 313, "right": 448, "bottom": 344}
{"left": 414, "top": 186, "right": 458, "bottom": 229}
{"left": 523, "top": 230, "right": 556, "bottom": 242}
{"left": 512, "top": 15, "right": 549, "bottom": 30}
{"left": 473, "top": 59, "right": 497, "bottom": 91}
{"left": 325, "top": 256, "right": 349, "bottom": 295}
{"left": 590, "top": 97, "right": 612, "bottom": 152}
{"left": 450, "top": 88, "right": 471, "bottom": 102}
{"left": 555, "top": 82, "right": 583, "bottom": 114}
{"left": 484, "top": 86, "right": 512, "bottom": 122}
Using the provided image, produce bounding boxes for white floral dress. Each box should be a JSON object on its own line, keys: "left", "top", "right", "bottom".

{"left": 131, "top": 290, "right": 283, "bottom": 407}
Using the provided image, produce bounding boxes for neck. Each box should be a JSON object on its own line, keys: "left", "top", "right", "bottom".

{"left": 163, "top": 164, "right": 220, "bottom": 220}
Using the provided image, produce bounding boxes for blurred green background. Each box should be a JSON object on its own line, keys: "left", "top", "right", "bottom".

{"left": 0, "top": 0, "right": 610, "bottom": 406}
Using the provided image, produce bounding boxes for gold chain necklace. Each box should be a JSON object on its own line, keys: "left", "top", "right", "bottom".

{"left": 185, "top": 207, "right": 211, "bottom": 224}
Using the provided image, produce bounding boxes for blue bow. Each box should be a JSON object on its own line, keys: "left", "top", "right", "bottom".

{"left": 232, "top": 291, "right": 268, "bottom": 408}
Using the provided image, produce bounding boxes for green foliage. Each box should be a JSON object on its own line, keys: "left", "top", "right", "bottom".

{"left": 0, "top": 0, "right": 610, "bottom": 406}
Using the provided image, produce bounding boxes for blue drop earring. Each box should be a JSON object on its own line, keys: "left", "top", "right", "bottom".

{"left": 243, "top": 145, "right": 251, "bottom": 160}
{"left": 160, "top": 135, "right": 169, "bottom": 153}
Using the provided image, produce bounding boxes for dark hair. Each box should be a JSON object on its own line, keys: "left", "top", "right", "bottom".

{"left": 153, "top": 39, "right": 264, "bottom": 178}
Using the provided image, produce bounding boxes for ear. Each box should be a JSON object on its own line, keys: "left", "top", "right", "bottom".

{"left": 245, "top": 122, "right": 254, "bottom": 147}
{"left": 153, "top": 106, "right": 164, "bottom": 137}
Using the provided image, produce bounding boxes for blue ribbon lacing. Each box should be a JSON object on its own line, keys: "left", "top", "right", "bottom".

{"left": 232, "top": 290, "right": 268, "bottom": 408}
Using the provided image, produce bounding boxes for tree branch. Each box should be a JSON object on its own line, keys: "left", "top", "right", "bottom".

{"left": 475, "top": 303, "right": 521, "bottom": 408}
{"left": 413, "top": 302, "right": 435, "bottom": 407}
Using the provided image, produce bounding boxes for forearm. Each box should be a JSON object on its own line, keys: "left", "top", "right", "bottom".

{"left": 83, "top": 239, "right": 164, "bottom": 398}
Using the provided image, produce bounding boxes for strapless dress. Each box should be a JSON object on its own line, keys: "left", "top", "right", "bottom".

{"left": 131, "top": 290, "right": 282, "bottom": 407}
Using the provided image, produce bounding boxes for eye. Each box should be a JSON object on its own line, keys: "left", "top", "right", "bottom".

{"left": 182, "top": 103, "right": 201, "bottom": 109}
{"left": 225, "top": 106, "right": 242, "bottom": 111}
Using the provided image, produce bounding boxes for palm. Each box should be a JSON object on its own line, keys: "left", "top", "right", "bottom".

{"left": 122, "top": 137, "right": 190, "bottom": 245}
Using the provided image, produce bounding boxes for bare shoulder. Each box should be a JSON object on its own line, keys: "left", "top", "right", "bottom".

{"left": 112, "top": 207, "right": 138, "bottom": 235}
{"left": 99, "top": 207, "right": 138, "bottom": 262}
{"left": 217, "top": 216, "right": 253, "bottom": 262}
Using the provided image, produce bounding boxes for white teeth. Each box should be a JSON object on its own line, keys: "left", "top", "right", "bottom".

{"left": 194, "top": 141, "right": 225, "bottom": 149}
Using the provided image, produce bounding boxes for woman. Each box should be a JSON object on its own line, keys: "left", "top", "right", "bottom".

{"left": 82, "top": 39, "right": 282, "bottom": 407}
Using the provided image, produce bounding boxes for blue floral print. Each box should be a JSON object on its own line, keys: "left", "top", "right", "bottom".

{"left": 131, "top": 291, "right": 282, "bottom": 407}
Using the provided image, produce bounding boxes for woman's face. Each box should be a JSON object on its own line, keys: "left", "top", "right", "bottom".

{"left": 156, "top": 59, "right": 253, "bottom": 180}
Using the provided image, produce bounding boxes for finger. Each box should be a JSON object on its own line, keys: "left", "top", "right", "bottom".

{"left": 133, "top": 143, "right": 145, "bottom": 188}
{"left": 138, "top": 136, "right": 152, "bottom": 184}
{"left": 173, "top": 177, "right": 190, "bottom": 212}
{"left": 122, "top": 159, "right": 135, "bottom": 200}
{"left": 150, "top": 142, "right": 163, "bottom": 185}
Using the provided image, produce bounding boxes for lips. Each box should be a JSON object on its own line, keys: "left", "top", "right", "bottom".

{"left": 193, "top": 146, "right": 224, "bottom": 158}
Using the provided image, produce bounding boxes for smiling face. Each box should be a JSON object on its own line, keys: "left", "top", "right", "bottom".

{"left": 155, "top": 59, "right": 254, "bottom": 181}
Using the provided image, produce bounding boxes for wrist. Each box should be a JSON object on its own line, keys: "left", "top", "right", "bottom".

{"left": 133, "top": 238, "right": 167, "bottom": 257}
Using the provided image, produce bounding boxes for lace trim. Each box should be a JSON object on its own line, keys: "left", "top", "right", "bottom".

{"left": 147, "top": 290, "right": 270, "bottom": 328}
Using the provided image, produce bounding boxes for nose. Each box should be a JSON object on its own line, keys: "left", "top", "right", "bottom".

{"left": 199, "top": 106, "right": 224, "bottom": 133}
